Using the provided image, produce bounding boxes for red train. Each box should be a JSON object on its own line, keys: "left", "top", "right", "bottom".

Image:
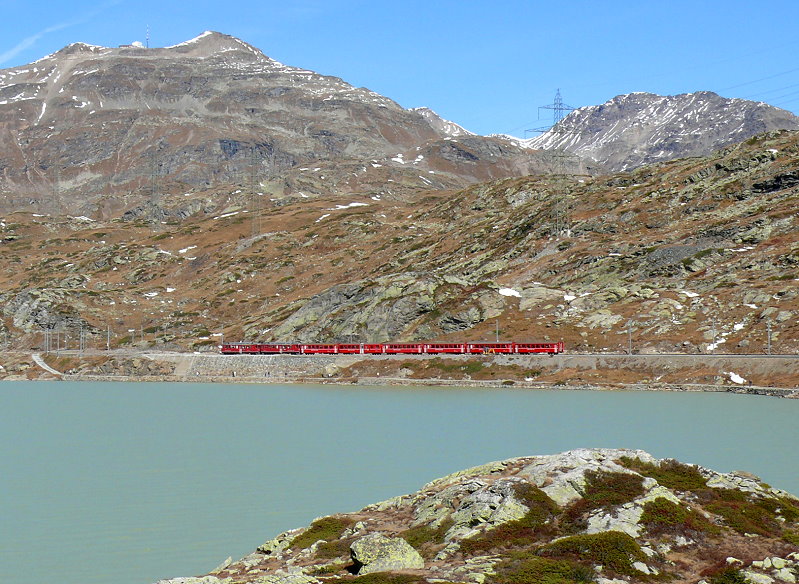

{"left": 220, "top": 341, "right": 564, "bottom": 355}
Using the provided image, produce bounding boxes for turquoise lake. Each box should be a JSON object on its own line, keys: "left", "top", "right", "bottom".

{"left": 1, "top": 381, "right": 796, "bottom": 584}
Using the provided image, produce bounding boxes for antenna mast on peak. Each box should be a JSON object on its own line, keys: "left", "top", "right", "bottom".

{"left": 146, "top": 25, "right": 150, "bottom": 49}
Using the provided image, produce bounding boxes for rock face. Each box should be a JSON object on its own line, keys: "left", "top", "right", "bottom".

{"left": 528, "top": 91, "right": 799, "bottom": 172}
{"left": 267, "top": 274, "right": 501, "bottom": 343}
{"left": 171, "top": 448, "right": 799, "bottom": 584}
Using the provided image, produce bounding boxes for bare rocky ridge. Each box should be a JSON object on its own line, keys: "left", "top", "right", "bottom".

{"left": 528, "top": 91, "right": 799, "bottom": 172}
{"left": 0, "top": 31, "right": 548, "bottom": 216}
{"left": 153, "top": 448, "right": 799, "bottom": 584}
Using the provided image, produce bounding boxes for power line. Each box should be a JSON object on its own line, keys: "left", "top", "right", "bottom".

{"left": 716, "top": 66, "right": 799, "bottom": 93}
{"left": 741, "top": 81, "right": 799, "bottom": 100}
{"left": 773, "top": 95, "right": 799, "bottom": 107}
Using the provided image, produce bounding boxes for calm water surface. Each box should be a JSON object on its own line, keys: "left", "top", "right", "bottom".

{"left": 1, "top": 381, "right": 796, "bottom": 584}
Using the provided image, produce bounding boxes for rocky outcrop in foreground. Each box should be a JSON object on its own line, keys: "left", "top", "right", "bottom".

{"left": 156, "top": 449, "right": 799, "bottom": 584}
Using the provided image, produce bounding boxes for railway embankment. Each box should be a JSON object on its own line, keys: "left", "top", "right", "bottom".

{"left": 11, "top": 350, "right": 799, "bottom": 396}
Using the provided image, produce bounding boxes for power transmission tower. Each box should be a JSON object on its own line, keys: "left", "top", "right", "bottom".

{"left": 149, "top": 147, "right": 161, "bottom": 225}
{"left": 546, "top": 148, "right": 581, "bottom": 176}
{"left": 51, "top": 166, "right": 61, "bottom": 213}
{"left": 549, "top": 197, "right": 572, "bottom": 237}
{"left": 541, "top": 89, "right": 576, "bottom": 125}
{"left": 529, "top": 89, "right": 577, "bottom": 134}
{"left": 526, "top": 90, "right": 583, "bottom": 175}
{"left": 149, "top": 148, "right": 157, "bottom": 200}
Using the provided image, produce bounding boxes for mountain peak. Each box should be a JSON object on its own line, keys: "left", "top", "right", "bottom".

{"left": 164, "top": 31, "right": 267, "bottom": 60}
{"left": 529, "top": 90, "right": 799, "bottom": 171}
{"left": 411, "top": 107, "right": 473, "bottom": 137}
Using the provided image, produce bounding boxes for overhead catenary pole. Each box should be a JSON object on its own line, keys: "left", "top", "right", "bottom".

{"left": 710, "top": 316, "right": 718, "bottom": 353}
{"left": 766, "top": 320, "right": 772, "bottom": 355}
{"left": 627, "top": 320, "right": 633, "bottom": 355}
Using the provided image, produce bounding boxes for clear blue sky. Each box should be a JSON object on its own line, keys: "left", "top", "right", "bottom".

{"left": 3, "top": 0, "right": 799, "bottom": 137}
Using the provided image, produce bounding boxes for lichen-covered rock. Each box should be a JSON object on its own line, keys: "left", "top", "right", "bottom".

{"left": 350, "top": 533, "right": 424, "bottom": 574}
{"left": 585, "top": 483, "right": 682, "bottom": 537}
{"left": 516, "top": 448, "right": 655, "bottom": 505}
{"left": 252, "top": 572, "right": 320, "bottom": 584}
{"left": 446, "top": 478, "right": 530, "bottom": 540}
{"left": 743, "top": 571, "right": 776, "bottom": 584}
{"left": 257, "top": 528, "right": 304, "bottom": 556}
{"left": 774, "top": 568, "right": 797, "bottom": 583}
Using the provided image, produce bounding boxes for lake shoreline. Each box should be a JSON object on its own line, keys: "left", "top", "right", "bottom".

{"left": 6, "top": 350, "right": 799, "bottom": 397}
{"left": 52, "top": 372, "right": 799, "bottom": 398}
{"left": 4, "top": 378, "right": 799, "bottom": 584}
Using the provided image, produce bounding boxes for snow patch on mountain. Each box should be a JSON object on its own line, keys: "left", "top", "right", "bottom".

{"left": 489, "top": 133, "right": 537, "bottom": 150}
{"left": 412, "top": 107, "right": 473, "bottom": 137}
{"left": 166, "top": 31, "right": 216, "bottom": 49}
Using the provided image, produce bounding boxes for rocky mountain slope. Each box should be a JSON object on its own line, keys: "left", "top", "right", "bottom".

{"left": 528, "top": 92, "right": 799, "bottom": 172}
{"left": 1, "top": 129, "right": 797, "bottom": 358}
{"left": 154, "top": 448, "right": 799, "bottom": 584}
{"left": 0, "top": 31, "right": 550, "bottom": 216}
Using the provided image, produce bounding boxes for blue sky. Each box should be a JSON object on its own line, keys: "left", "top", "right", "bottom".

{"left": 2, "top": 0, "right": 799, "bottom": 137}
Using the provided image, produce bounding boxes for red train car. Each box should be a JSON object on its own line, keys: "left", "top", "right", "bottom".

{"left": 220, "top": 341, "right": 564, "bottom": 355}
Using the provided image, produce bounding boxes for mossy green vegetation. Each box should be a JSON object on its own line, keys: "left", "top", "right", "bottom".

{"left": 639, "top": 496, "right": 717, "bottom": 536}
{"left": 460, "top": 485, "right": 558, "bottom": 554}
{"left": 581, "top": 470, "right": 645, "bottom": 508}
{"left": 289, "top": 516, "right": 354, "bottom": 551}
{"left": 309, "top": 561, "right": 349, "bottom": 575}
{"left": 760, "top": 495, "right": 799, "bottom": 523}
{"left": 399, "top": 517, "right": 454, "bottom": 556}
{"left": 539, "top": 531, "right": 647, "bottom": 576}
{"left": 315, "top": 537, "right": 354, "bottom": 559}
{"left": 676, "top": 487, "right": 799, "bottom": 542}
{"left": 562, "top": 470, "right": 645, "bottom": 532}
{"left": 349, "top": 573, "right": 431, "bottom": 584}
{"left": 708, "top": 567, "right": 749, "bottom": 584}
{"left": 703, "top": 489, "right": 784, "bottom": 537}
{"left": 618, "top": 456, "right": 708, "bottom": 491}
{"left": 783, "top": 529, "right": 799, "bottom": 546}
{"left": 488, "top": 553, "right": 594, "bottom": 584}
{"left": 619, "top": 457, "right": 799, "bottom": 540}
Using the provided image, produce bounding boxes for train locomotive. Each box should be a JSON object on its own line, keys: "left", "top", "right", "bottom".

{"left": 220, "top": 341, "right": 564, "bottom": 355}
